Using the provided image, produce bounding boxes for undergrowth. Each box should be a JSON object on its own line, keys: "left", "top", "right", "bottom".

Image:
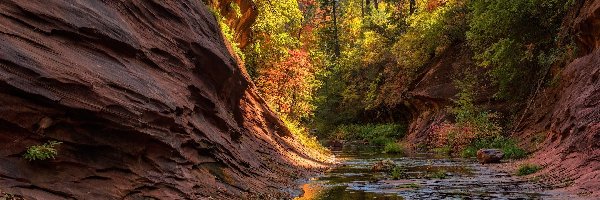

{"left": 390, "top": 166, "right": 408, "bottom": 180}
{"left": 461, "top": 136, "right": 527, "bottom": 159}
{"left": 428, "top": 170, "right": 448, "bottom": 179}
{"left": 383, "top": 142, "right": 403, "bottom": 154}
{"left": 281, "top": 116, "right": 330, "bottom": 156}
{"left": 332, "top": 124, "right": 407, "bottom": 145}
{"left": 23, "top": 141, "right": 62, "bottom": 161}
{"left": 516, "top": 163, "right": 542, "bottom": 176}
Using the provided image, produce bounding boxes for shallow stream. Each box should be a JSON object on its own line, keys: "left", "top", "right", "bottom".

{"left": 295, "top": 145, "right": 565, "bottom": 200}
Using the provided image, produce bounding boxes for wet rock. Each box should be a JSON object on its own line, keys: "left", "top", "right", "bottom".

{"left": 372, "top": 159, "right": 396, "bottom": 172}
{"left": 477, "top": 149, "right": 504, "bottom": 163}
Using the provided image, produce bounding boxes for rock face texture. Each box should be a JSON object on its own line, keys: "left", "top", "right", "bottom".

{"left": 0, "top": 0, "right": 326, "bottom": 199}
{"left": 400, "top": 45, "right": 472, "bottom": 144}
{"left": 513, "top": 0, "right": 600, "bottom": 196}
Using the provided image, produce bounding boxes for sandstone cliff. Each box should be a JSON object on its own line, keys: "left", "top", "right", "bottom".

{"left": 513, "top": 0, "right": 600, "bottom": 195}
{"left": 399, "top": 0, "right": 600, "bottom": 196}
{"left": 0, "top": 0, "right": 326, "bottom": 199}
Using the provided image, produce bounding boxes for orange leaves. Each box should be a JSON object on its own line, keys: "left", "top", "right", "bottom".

{"left": 256, "top": 49, "right": 318, "bottom": 119}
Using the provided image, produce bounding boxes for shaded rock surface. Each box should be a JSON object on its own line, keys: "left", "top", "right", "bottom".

{"left": 0, "top": 0, "right": 327, "bottom": 199}
{"left": 476, "top": 149, "right": 504, "bottom": 164}
{"left": 512, "top": 0, "right": 600, "bottom": 196}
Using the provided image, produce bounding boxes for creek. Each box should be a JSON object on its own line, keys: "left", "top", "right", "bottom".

{"left": 295, "top": 145, "right": 563, "bottom": 200}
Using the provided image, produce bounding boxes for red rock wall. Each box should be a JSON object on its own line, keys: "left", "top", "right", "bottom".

{"left": 0, "top": 0, "right": 325, "bottom": 199}
{"left": 513, "top": 0, "right": 600, "bottom": 196}
{"left": 396, "top": 45, "right": 495, "bottom": 148}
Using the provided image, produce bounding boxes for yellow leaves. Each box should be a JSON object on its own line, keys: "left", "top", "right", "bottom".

{"left": 252, "top": 0, "right": 303, "bottom": 34}
{"left": 360, "top": 31, "right": 385, "bottom": 65}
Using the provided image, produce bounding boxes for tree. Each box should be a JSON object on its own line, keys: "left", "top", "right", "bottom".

{"left": 256, "top": 50, "right": 320, "bottom": 120}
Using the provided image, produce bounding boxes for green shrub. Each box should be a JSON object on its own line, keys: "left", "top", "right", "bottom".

{"left": 467, "top": 0, "right": 574, "bottom": 100}
{"left": 517, "top": 164, "right": 542, "bottom": 176}
{"left": 460, "top": 146, "right": 477, "bottom": 158}
{"left": 390, "top": 166, "right": 408, "bottom": 180}
{"left": 460, "top": 136, "right": 527, "bottom": 159}
{"left": 23, "top": 141, "right": 62, "bottom": 161}
{"left": 371, "top": 136, "right": 393, "bottom": 146}
{"left": 383, "top": 142, "right": 403, "bottom": 154}
{"left": 433, "top": 146, "right": 452, "bottom": 156}
{"left": 281, "top": 117, "right": 330, "bottom": 156}
{"left": 428, "top": 170, "right": 448, "bottom": 179}
{"left": 334, "top": 123, "right": 407, "bottom": 145}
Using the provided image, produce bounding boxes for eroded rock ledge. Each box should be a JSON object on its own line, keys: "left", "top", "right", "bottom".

{"left": 0, "top": 0, "right": 326, "bottom": 199}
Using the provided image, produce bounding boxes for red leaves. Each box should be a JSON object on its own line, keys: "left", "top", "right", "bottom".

{"left": 256, "top": 49, "right": 317, "bottom": 118}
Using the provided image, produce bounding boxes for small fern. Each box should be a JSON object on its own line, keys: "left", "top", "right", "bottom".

{"left": 23, "top": 141, "right": 62, "bottom": 161}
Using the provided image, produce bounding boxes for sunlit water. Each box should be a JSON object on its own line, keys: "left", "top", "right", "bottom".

{"left": 295, "top": 145, "right": 565, "bottom": 200}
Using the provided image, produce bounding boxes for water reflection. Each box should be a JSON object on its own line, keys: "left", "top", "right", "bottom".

{"left": 295, "top": 145, "right": 550, "bottom": 200}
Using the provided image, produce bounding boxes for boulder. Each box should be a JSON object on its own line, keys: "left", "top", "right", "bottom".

{"left": 477, "top": 149, "right": 504, "bottom": 164}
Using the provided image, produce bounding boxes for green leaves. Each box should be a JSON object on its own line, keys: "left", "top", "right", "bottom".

{"left": 467, "top": 0, "right": 574, "bottom": 99}
{"left": 516, "top": 163, "right": 542, "bottom": 176}
{"left": 23, "top": 141, "right": 62, "bottom": 161}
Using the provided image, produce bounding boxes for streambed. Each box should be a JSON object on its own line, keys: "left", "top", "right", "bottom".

{"left": 295, "top": 145, "right": 567, "bottom": 200}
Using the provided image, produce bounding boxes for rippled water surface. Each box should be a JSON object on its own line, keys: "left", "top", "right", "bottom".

{"left": 295, "top": 145, "right": 564, "bottom": 200}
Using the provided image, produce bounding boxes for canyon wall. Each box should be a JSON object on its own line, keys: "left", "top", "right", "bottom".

{"left": 0, "top": 0, "right": 326, "bottom": 199}
{"left": 401, "top": 0, "right": 600, "bottom": 196}
{"left": 514, "top": 0, "right": 600, "bottom": 195}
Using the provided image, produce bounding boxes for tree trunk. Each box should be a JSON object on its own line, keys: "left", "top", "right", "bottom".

{"left": 332, "top": 0, "right": 340, "bottom": 57}
{"left": 361, "top": 0, "right": 365, "bottom": 17}
{"left": 409, "top": 0, "right": 416, "bottom": 14}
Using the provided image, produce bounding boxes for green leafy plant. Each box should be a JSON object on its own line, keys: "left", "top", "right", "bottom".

{"left": 383, "top": 142, "right": 403, "bottom": 154}
{"left": 333, "top": 124, "right": 407, "bottom": 144}
{"left": 23, "top": 141, "right": 62, "bottom": 161}
{"left": 460, "top": 136, "right": 527, "bottom": 159}
{"left": 428, "top": 170, "right": 448, "bottom": 179}
{"left": 390, "top": 166, "right": 408, "bottom": 180}
{"left": 281, "top": 116, "right": 329, "bottom": 156}
{"left": 467, "top": 0, "right": 575, "bottom": 100}
{"left": 433, "top": 146, "right": 452, "bottom": 156}
{"left": 517, "top": 164, "right": 542, "bottom": 176}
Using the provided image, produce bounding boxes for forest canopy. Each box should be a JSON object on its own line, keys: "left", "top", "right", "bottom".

{"left": 208, "top": 0, "right": 576, "bottom": 154}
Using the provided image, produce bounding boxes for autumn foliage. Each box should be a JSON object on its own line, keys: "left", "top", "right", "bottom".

{"left": 256, "top": 49, "right": 319, "bottom": 120}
